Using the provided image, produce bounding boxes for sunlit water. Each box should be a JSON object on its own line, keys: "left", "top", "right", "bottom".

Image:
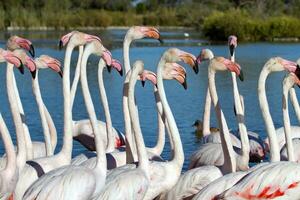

{"left": 0, "top": 29, "right": 299, "bottom": 170}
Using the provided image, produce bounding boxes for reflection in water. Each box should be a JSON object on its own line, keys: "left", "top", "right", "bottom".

{"left": 0, "top": 29, "right": 299, "bottom": 170}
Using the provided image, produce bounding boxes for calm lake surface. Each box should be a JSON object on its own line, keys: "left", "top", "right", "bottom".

{"left": 0, "top": 29, "right": 299, "bottom": 170}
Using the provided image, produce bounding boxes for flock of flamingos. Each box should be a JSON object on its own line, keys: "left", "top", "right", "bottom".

{"left": 0, "top": 25, "right": 300, "bottom": 200}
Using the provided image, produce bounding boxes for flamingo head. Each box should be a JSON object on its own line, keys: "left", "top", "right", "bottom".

{"left": 140, "top": 69, "right": 157, "bottom": 87}
{"left": 1, "top": 50, "right": 24, "bottom": 74}
{"left": 164, "top": 48, "right": 198, "bottom": 74}
{"left": 163, "top": 62, "right": 187, "bottom": 89}
{"left": 276, "top": 58, "right": 297, "bottom": 73}
{"left": 35, "top": 55, "right": 62, "bottom": 77}
{"left": 7, "top": 36, "right": 35, "bottom": 57}
{"left": 228, "top": 35, "right": 237, "bottom": 56}
{"left": 109, "top": 59, "right": 123, "bottom": 76}
{"left": 128, "top": 26, "right": 163, "bottom": 43}
{"left": 13, "top": 49, "right": 37, "bottom": 78}
{"left": 59, "top": 31, "right": 101, "bottom": 49}
{"left": 196, "top": 48, "right": 214, "bottom": 65}
{"left": 215, "top": 57, "right": 244, "bottom": 81}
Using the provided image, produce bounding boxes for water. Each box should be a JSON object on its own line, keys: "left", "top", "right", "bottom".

{"left": 0, "top": 29, "right": 299, "bottom": 170}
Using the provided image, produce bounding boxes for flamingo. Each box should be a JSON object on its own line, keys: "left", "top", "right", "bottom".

{"left": 0, "top": 50, "right": 24, "bottom": 200}
{"left": 159, "top": 49, "right": 244, "bottom": 200}
{"left": 98, "top": 48, "right": 198, "bottom": 200}
{"left": 258, "top": 57, "right": 300, "bottom": 161}
{"left": 194, "top": 63, "right": 300, "bottom": 200}
{"left": 214, "top": 73, "right": 300, "bottom": 200}
{"left": 31, "top": 55, "right": 62, "bottom": 156}
{"left": 189, "top": 48, "right": 249, "bottom": 171}
{"left": 93, "top": 60, "right": 160, "bottom": 200}
{"left": 13, "top": 31, "right": 101, "bottom": 200}
{"left": 73, "top": 26, "right": 163, "bottom": 152}
{"left": 23, "top": 38, "right": 113, "bottom": 200}
{"left": 194, "top": 36, "right": 265, "bottom": 162}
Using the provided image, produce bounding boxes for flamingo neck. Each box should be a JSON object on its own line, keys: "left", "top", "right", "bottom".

{"left": 11, "top": 70, "right": 33, "bottom": 160}
{"left": 230, "top": 51, "right": 249, "bottom": 166}
{"left": 60, "top": 45, "right": 74, "bottom": 162}
{"left": 289, "top": 88, "right": 300, "bottom": 125}
{"left": 70, "top": 45, "right": 84, "bottom": 109}
{"left": 148, "top": 87, "right": 166, "bottom": 155}
{"left": 98, "top": 59, "right": 115, "bottom": 152}
{"left": 80, "top": 44, "right": 106, "bottom": 173}
{"left": 157, "top": 58, "right": 184, "bottom": 167}
{"left": 128, "top": 64, "right": 150, "bottom": 175}
{"left": 0, "top": 113, "right": 17, "bottom": 174}
{"left": 258, "top": 67, "right": 280, "bottom": 162}
{"left": 123, "top": 71, "right": 137, "bottom": 163}
{"left": 282, "top": 77, "right": 295, "bottom": 161}
{"left": 202, "top": 54, "right": 214, "bottom": 136}
{"left": 123, "top": 36, "right": 131, "bottom": 74}
{"left": 202, "top": 88, "right": 212, "bottom": 136}
{"left": 43, "top": 103, "right": 57, "bottom": 151}
{"left": 208, "top": 66, "right": 236, "bottom": 174}
{"left": 6, "top": 63, "right": 26, "bottom": 171}
{"left": 32, "top": 70, "right": 53, "bottom": 156}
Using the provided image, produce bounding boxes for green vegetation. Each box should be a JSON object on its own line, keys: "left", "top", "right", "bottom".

{"left": 1, "top": 0, "right": 300, "bottom": 41}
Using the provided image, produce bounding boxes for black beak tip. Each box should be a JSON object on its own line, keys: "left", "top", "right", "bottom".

{"left": 233, "top": 104, "right": 237, "bottom": 116}
{"left": 18, "top": 63, "right": 24, "bottom": 75}
{"left": 118, "top": 68, "right": 123, "bottom": 76}
{"left": 58, "top": 71, "right": 63, "bottom": 78}
{"left": 107, "top": 65, "right": 112, "bottom": 73}
{"left": 141, "top": 80, "right": 146, "bottom": 87}
{"left": 158, "top": 36, "right": 164, "bottom": 44}
{"left": 29, "top": 44, "right": 35, "bottom": 58}
{"left": 59, "top": 40, "right": 63, "bottom": 50}
{"left": 238, "top": 70, "right": 244, "bottom": 82}
{"left": 31, "top": 69, "right": 37, "bottom": 79}
{"left": 229, "top": 45, "right": 235, "bottom": 57}
{"left": 182, "top": 80, "right": 187, "bottom": 90}
{"left": 193, "top": 61, "right": 199, "bottom": 74}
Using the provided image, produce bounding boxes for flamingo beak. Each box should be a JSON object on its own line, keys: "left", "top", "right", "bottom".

{"left": 17, "top": 61, "right": 24, "bottom": 75}
{"left": 29, "top": 44, "right": 35, "bottom": 57}
{"left": 58, "top": 71, "right": 63, "bottom": 78}
{"left": 158, "top": 35, "right": 164, "bottom": 44}
{"left": 229, "top": 44, "right": 235, "bottom": 57}
{"left": 238, "top": 69, "right": 244, "bottom": 81}
{"left": 118, "top": 68, "right": 123, "bottom": 76}
{"left": 31, "top": 69, "right": 37, "bottom": 79}
{"left": 107, "top": 65, "right": 112, "bottom": 73}
{"left": 182, "top": 74, "right": 187, "bottom": 89}
{"left": 59, "top": 40, "right": 63, "bottom": 50}
{"left": 141, "top": 80, "right": 146, "bottom": 87}
{"left": 295, "top": 65, "right": 300, "bottom": 80}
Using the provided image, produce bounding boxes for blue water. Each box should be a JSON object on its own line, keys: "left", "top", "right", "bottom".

{"left": 0, "top": 29, "right": 300, "bottom": 170}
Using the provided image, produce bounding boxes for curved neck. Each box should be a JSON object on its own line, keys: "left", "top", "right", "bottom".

{"left": 123, "top": 71, "right": 137, "bottom": 163}
{"left": 0, "top": 113, "right": 16, "bottom": 173}
{"left": 32, "top": 70, "right": 53, "bottom": 156}
{"left": 43, "top": 104, "right": 57, "bottom": 151}
{"left": 59, "top": 45, "right": 74, "bottom": 161}
{"left": 148, "top": 87, "right": 166, "bottom": 155}
{"left": 70, "top": 45, "right": 84, "bottom": 109}
{"left": 208, "top": 66, "right": 236, "bottom": 174}
{"left": 98, "top": 60, "right": 114, "bottom": 152}
{"left": 230, "top": 52, "right": 249, "bottom": 163}
{"left": 80, "top": 45, "right": 106, "bottom": 172}
{"left": 12, "top": 70, "right": 33, "bottom": 160}
{"left": 123, "top": 36, "right": 131, "bottom": 74}
{"left": 157, "top": 58, "right": 184, "bottom": 167}
{"left": 282, "top": 80, "right": 295, "bottom": 161}
{"left": 6, "top": 63, "right": 26, "bottom": 171}
{"left": 128, "top": 66, "right": 149, "bottom": 174}
{"left": 289, "top": 88, "right": 300, "bottom": 125}
{"left": 258, "top": 67, "right": 280, "bottom": 162}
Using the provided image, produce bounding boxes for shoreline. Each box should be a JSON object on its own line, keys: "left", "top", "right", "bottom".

{"left": 6, "top": 26, "right": 196, "bottom": 31}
